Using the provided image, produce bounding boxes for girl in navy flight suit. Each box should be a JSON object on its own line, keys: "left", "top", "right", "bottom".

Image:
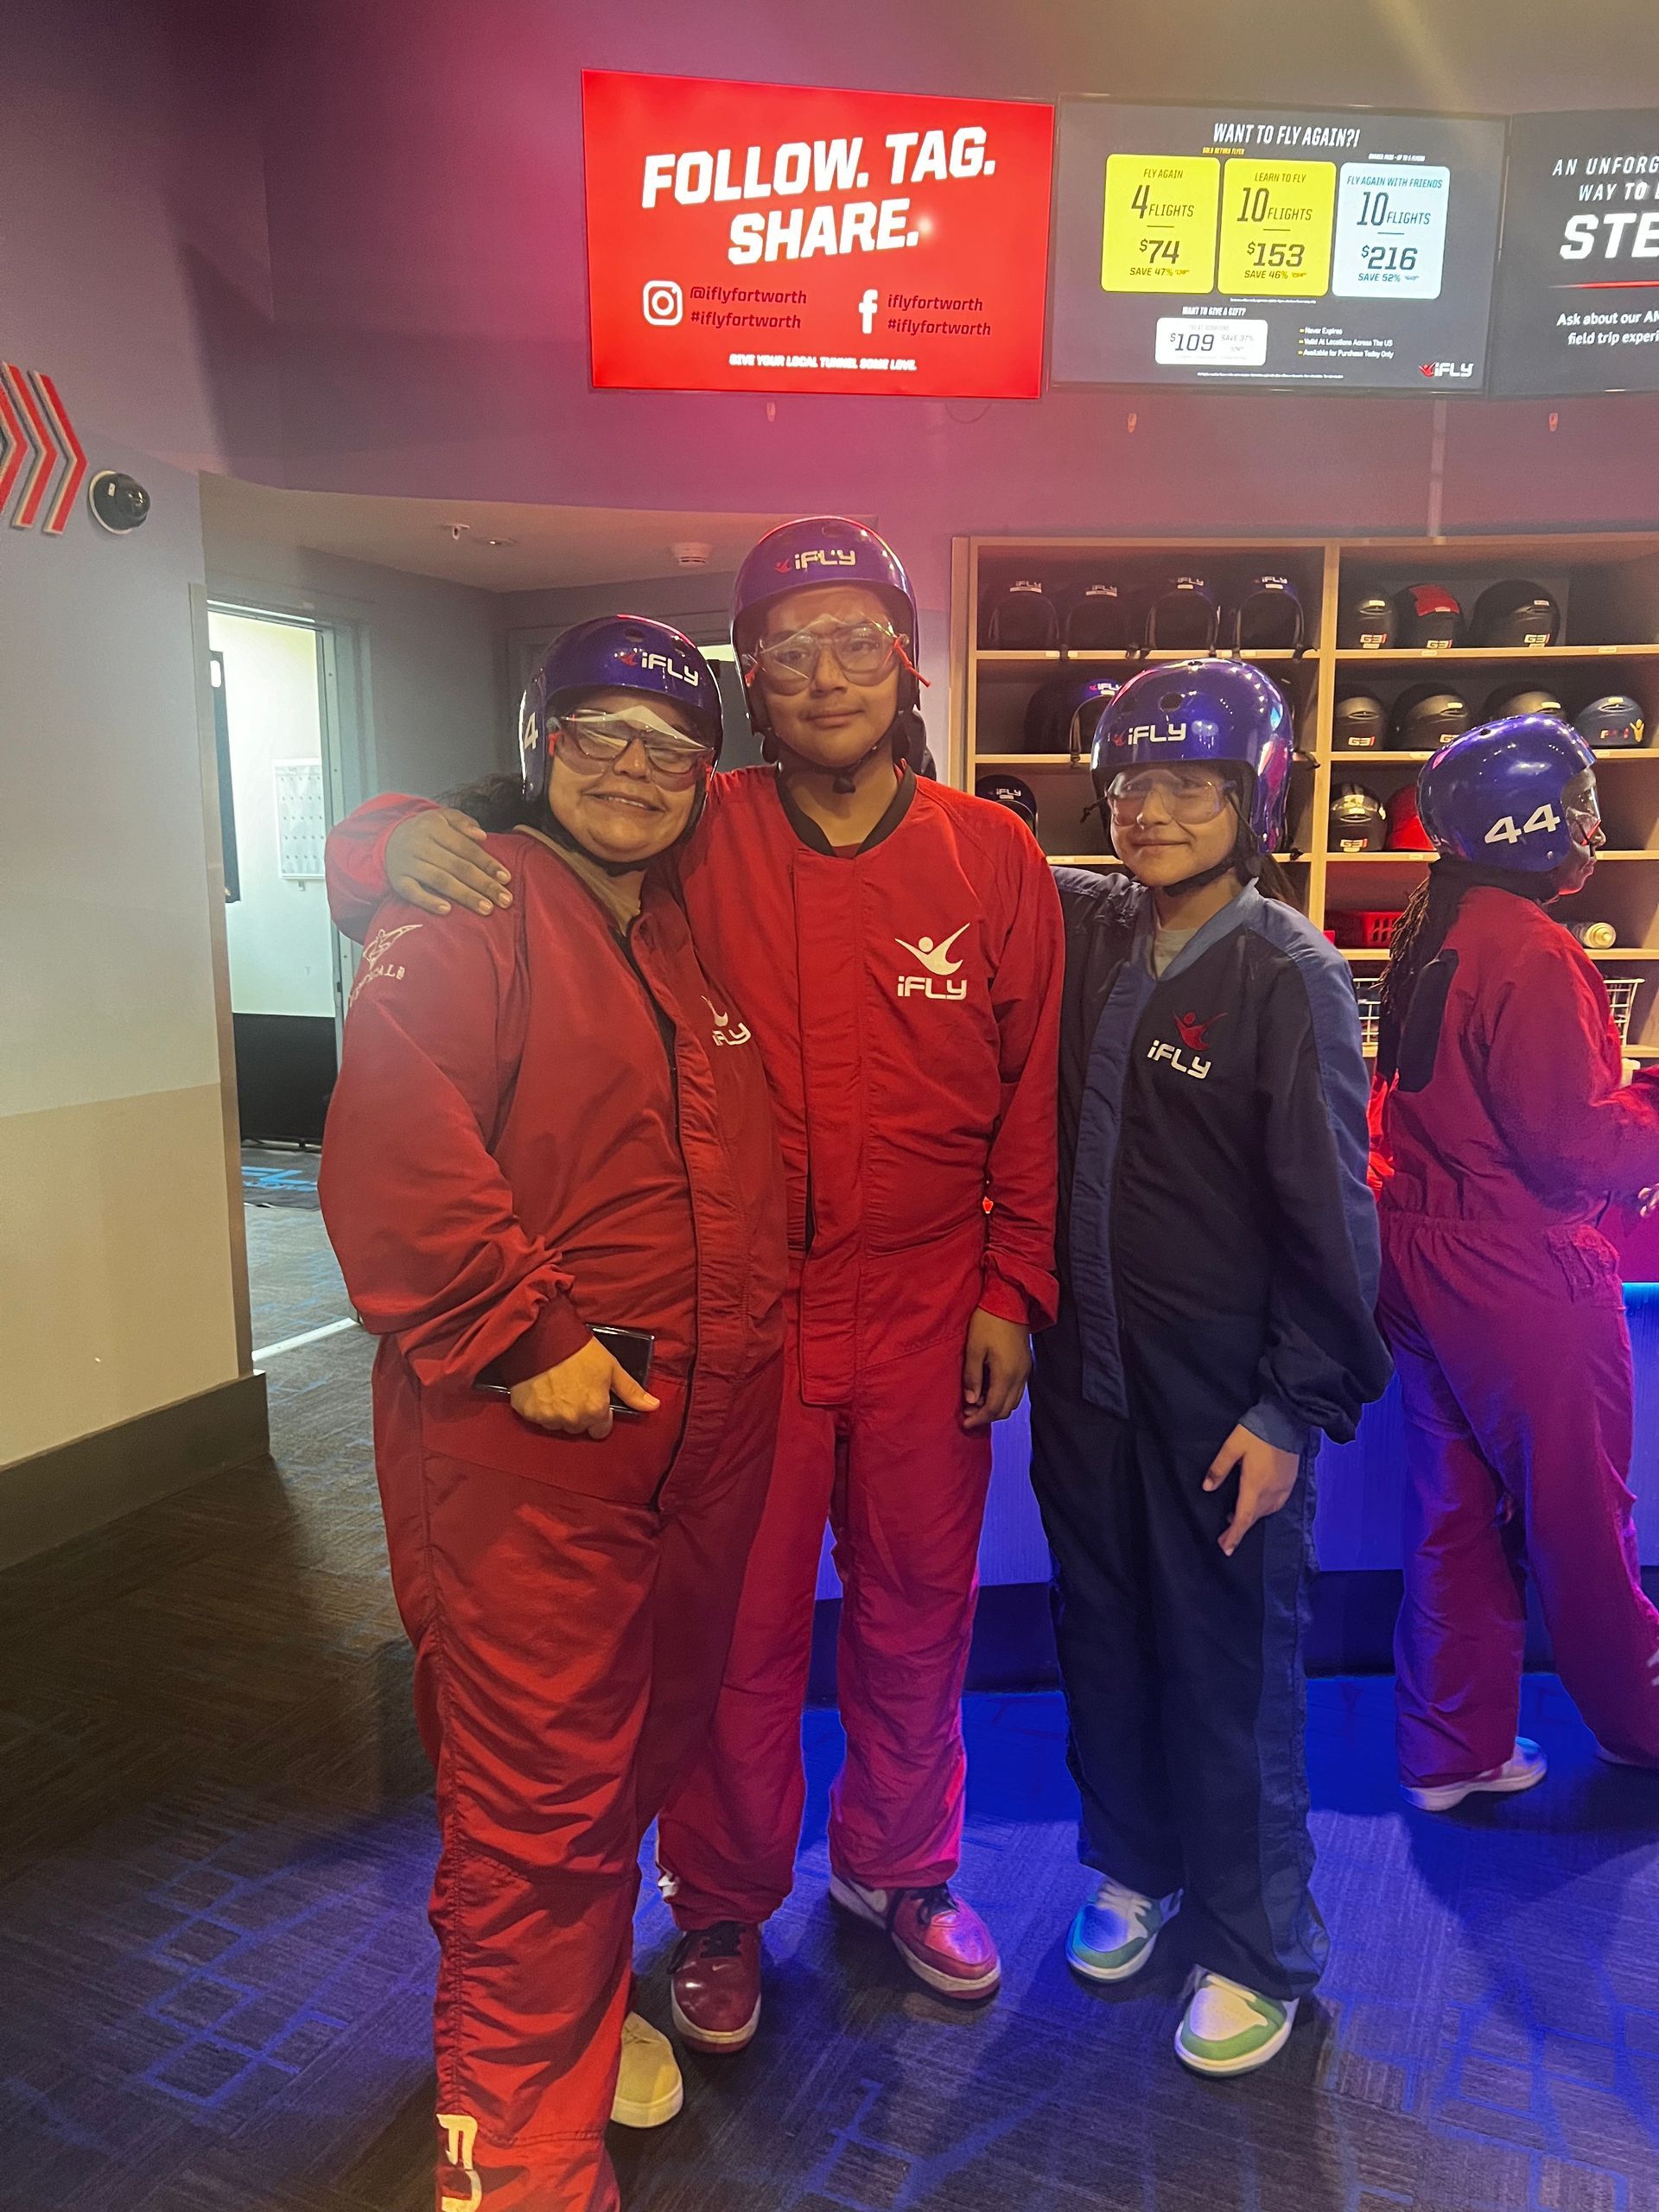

{"left": 1027, "top": 658, "right": 1391, "bottom": 2076}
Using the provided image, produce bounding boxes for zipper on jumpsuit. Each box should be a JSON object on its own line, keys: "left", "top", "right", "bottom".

{"left": 619, "top": 906, "right": 696, "bottom": 1513}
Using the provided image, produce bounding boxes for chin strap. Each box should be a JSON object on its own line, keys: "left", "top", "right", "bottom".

{"left": 1164, "top": 855, "right": 1249, "bottom": 896}
{"left": 772, "top": 707, "right": 927, "bottom": 792}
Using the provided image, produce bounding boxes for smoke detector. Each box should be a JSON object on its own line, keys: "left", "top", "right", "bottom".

{"left": 671, "top": 540, "right": 714, "bottom": 569}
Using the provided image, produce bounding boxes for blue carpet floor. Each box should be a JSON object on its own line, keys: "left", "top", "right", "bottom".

{"left": 2, "top": 1208, "right": 1656, "bottom": 2210}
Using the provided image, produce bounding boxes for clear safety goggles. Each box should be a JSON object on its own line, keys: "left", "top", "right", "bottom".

{"left": 555, "top": 705, "right": 715, "bottom": 787}
{"left": 1105, "top": 766, "right": 1234, "bottom": 826}
{"left": 1564, "top": 771, "right": 1603, "bottom": 844}
{"left": 745, "top": 619, "right": 912, "bottom": 694}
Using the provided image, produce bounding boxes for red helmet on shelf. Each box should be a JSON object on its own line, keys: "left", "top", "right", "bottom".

{"left": 1385, "top": 783, "right": 1437, "bottom": 853}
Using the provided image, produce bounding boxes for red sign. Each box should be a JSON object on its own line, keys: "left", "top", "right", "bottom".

{"left": 582, "top": 72, "right": 1054, "bottom": 398}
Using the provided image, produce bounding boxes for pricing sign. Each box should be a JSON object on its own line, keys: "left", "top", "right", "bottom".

{"left": 1217, "top": 161, "right": 1335, "bottom": 296}
{"left": 1102, "top": 156, "right": 1218, "bottom": 291}
{"left": 1491, "top": 111, "right": 1659, "bottom": 396}
{"left": 1333, "top": 166, "right": 1450, "bottom": 298}
{"left": 1052, "top": 101, "right": 1505, "bottom": 390}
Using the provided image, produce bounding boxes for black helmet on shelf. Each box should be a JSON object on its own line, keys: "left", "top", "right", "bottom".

{"left": 1021, "top": 676, "right": 1079, "bottom": 753}
{"left": 1135, "top": 575, "right": 1221, "bottom": 654}
{"left": 980, "top": 577, "right": 1060, "bottom": 651}
{"left": 1333, "top": 691, "right": 1387, "bottom": 750}
{"left": 1389, "top": 683, "right": 1471, "bottom": 750}
{"left": 975, "top": 772, "right": 1039, "bottom": 835}
{"left": 1330, "top": 782, "right": 1387, "bottom": 853}
{"left": 1470, "top": 578, "right": 1561, "bottom": 649}
{"left": 1393, "top": 583, "right": 1465, "bottom": 649}
{"left": 1227, "top": 575, "right": 1306, "bottom": 654}
{"left": 1338, "top": 587, "right": 1396, "bottom": 650}
{"left": 1061, "top": 579, "right": 1133, "bottom": 652}
{"left": 1574, "top": 693, "right": 1647, "bottom": 749}
{"left": 1483, "top": 683, "right": 1565, "bottom": 722}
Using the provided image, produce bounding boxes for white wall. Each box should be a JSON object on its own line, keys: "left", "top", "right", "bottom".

{"left": 202, "top": 492, "right": 507, "bottom": 802}
{"left": 0, "top": 448, "right": 243, "bottom": 1471}
{"left": 210, "top": 610, "right": 335, "bottom": 1019}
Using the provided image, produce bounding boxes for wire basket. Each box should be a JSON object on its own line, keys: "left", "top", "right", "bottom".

{"left": 1606, "top": 975, "right": 1643, "bottom": 1046}
{"left": 1354, "top": 978, "right": 1382, "bottom": 1055}
{"left": 1329, "top": 908, "right": 1401, "bottom": 950}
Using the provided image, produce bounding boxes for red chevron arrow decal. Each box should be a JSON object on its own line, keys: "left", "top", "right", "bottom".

{"left": 0, "top": 367, "right": 24, "bottom": 516}
{"left": 33, "top": 372, "right": 86, "bottom": 535}
{"left": 1, "top": 363, "right": 89, "bottom": 531}
{"left": 2, "top": 364, "right": 46, "bottom": 528}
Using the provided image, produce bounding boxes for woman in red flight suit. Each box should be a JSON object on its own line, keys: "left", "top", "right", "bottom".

{"left": 319, "top": 617, "right": 785, "bottom": 2212}
{"left": 323, "top": 519, "right": 1062, "bottom": 2053}
{"left": 1373, "top": 715, "right": 1659, "bottom": 1812}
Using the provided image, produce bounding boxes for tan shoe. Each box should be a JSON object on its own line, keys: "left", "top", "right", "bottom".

{"left": 611, "top": 2010, "right": 683, "bottom": 2128}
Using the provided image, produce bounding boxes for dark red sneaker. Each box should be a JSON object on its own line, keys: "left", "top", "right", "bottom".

{"left": 830, "top": 1874, "right": 1001, "bottom": 1999}
{"left": 669, "top": 1920, "right": 762, "bottom": 2053}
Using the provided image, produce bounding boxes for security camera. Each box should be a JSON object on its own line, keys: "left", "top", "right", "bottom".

{"left": 87, "top": 470, "right": 150, "bottom": 533}
{"left": 671, "top": 541, "right": 713, "bottom": 569}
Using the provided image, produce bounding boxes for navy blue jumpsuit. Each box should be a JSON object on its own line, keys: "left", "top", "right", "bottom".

{"left": 1029, "top": 874, "right": 1390, "bottom": 1999}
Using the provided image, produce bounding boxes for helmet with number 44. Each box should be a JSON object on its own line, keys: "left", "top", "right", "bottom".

{"left": 1417, "top": 714, "right": 1601, "bottom": 875}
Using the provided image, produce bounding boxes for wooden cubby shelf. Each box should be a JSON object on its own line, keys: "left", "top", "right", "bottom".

{"left": 954, "top": 531, "right": 1659, "bottom": 1056}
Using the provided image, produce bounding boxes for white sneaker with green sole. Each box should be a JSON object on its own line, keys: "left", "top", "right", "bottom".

{"left": 1402, "top": 1737, "right": 1547, "bottom": 1814}
{"left": 1175, "top": 1972, "right": 1298, "bottom": 2077}
{"left": 1065, "top": 1878, "right": 1180, "bottom": 1984}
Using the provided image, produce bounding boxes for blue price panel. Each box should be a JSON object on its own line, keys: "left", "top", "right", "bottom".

{"left": 1332, "top": 165, "right": 1450, "bottom": 300}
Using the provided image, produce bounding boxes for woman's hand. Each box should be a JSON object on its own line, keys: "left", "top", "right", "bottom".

{"left": 1204, "top": 1426, "right": 1301, "bottom": 1558}
{"left": 1639, "top": 1185, "right": 1659, "bottom": 1219}
{"left": 960, "top": 1308, "right": 1032, "bottom": 1431}
{"left": 387, "top": 807, "right": 514, "bottom": 917}
{"left": 509, "top": 1338, "right": 660, "bottom": 1440}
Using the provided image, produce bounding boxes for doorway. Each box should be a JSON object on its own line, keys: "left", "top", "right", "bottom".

{"left": 210, "top": 604, "right": 358, "bottom": 1364}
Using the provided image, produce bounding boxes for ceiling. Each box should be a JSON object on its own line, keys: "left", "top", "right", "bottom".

{"left": 199, "top": 476, "right": 798, "bottom": 594}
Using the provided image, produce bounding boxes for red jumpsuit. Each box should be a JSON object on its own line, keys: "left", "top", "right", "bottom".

{"left": 320, "top": 830, "right": 784, "bottom": 2211}
{"left": 1373, "top": 887, "right": 1659, "bottom": 1788}
{"left": 327, "top": 768, "right": 1062, "bottom": 1929}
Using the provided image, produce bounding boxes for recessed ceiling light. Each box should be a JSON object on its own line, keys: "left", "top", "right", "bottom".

{"left": 484, "top": 537, "right": 517, "bottom": 549}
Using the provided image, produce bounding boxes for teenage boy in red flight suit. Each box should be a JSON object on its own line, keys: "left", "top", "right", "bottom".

{"left": 323, "top": 518, "right": 1064, "bottom": 2052}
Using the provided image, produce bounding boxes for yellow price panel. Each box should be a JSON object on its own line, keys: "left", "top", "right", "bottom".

{"left": 1217, "top": 159, "right": 1335, "bottom": 296}
{"left": 1101, "top": 155, "right": 1219, "bottom": 293}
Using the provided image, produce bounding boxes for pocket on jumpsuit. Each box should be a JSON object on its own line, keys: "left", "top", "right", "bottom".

{"left": 861, "top": 1223, "right": 986, "bottom": 1363}
{"left": 417, "top": 1374, "right": 688, "bottom": 1506}
{"left": 1541, "top": 1225, "right": 1625, "bottom": 1309}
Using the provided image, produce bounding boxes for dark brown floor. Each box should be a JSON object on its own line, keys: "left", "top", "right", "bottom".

{"left": 4, "top": 1205, "right": 1659, "bottom": 2211}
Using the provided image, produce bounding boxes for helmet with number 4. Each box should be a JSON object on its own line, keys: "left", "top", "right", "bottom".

{"left": 1417, "top": 715, "right": 1599, "bottom": 874}
{"left": 520, "top": 614, "right": 723, "bottom": 804}
{"left": 1091, "top": 657, "right": 1293, "bottom": 851}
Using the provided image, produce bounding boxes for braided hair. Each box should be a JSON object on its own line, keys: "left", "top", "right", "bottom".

{"left": 1376, "top": 856, "right": 1554, "bottom": 1081}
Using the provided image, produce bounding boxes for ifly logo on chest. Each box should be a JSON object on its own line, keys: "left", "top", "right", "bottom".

{"left": 895, "top": 923, "right": 970, "bottom": 1000}
{"left": 1147, "top": 1039, "right": 1212, "bottom": 1080}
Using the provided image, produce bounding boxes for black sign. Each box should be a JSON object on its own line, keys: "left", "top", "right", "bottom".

{"left": 1491, "top": 111, "right": 1659, "bottom": 397}
{"left": 1050, "top": 101, "right": 1507, "bottom": 391}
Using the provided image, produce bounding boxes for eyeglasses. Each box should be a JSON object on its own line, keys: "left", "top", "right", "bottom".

{"left": 1105, "top": 769, "right": 1234, "bottom": 825}
{"left": 1563, "top": 773, "right": 1603, "bottom": 843}
{"left": 746, "top": 620, "right": 908, "bottom": 694}
{"left": 556, "top": 707, "right": 715, "bottom": 787}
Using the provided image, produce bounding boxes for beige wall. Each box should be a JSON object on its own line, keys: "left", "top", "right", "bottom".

{"left": 0, "top": 448, "right": 244, "bottom": 1477}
